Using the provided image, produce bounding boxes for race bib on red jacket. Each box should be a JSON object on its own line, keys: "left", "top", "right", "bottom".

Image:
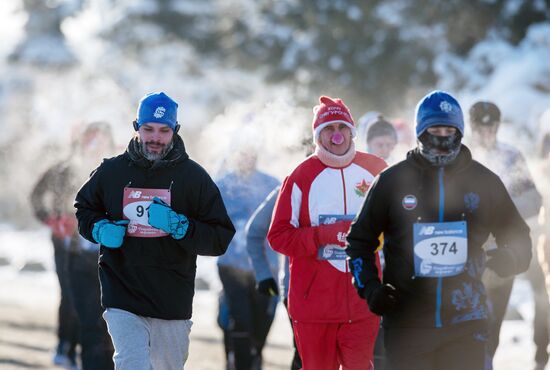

{"left": 318, "top": 214, "right": 355, "bottom": 272}
{"left": 123, "top": 187, "right": 171, "bottom": 238}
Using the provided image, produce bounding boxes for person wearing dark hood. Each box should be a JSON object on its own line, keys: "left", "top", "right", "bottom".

{"left": 361, "top": 114, "right": 399, "bottom": 370}
{"left": 365, "top": 116, "right": 398, "bottom": 163}
{"left": 74, "top": 92, "right": 235, "bottom": 370}
{"left": 468, "top": 101, "right": 546, "bottom": 370}
{"left": 346, "top": 90, "right": 532, "bottom": 370}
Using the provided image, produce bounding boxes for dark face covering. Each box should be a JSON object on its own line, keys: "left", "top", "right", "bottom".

{"left": 418, "top": 131, "right": 462, "bottom": 166}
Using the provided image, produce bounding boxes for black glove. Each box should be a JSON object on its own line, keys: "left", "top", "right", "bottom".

{"left": 486, "top": 248, "right": 517, "bottom": 278}
{"left": 257, "top": 278, "right": 279, "bottom": 297}
{"left": 366, "top": 282, "right": 397, "bottom": 316}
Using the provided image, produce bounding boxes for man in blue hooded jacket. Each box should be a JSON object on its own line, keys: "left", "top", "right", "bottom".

{"left": 346, "top": 90, "right": 532, "bottom": 370}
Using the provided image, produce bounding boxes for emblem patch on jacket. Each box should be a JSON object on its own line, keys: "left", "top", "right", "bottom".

{"left": 354, "top": 179, "right": 370, "bottom": 197}
{"left": 402, "top": 194, "right": 417, "bottom": 210}
{"left": 464, "top": 192, "right": 480, "bottom": 212}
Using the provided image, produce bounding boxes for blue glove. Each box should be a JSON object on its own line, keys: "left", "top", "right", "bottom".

{"left": 148, "top": 197, "right": 189, "bottom": 240}
{"left": 92, "top": 219, "right": 130, "bottom": 248}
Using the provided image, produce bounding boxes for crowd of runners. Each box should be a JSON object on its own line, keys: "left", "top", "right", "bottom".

{"left": 31, "top": 90, "right": 550, "bottom": 370}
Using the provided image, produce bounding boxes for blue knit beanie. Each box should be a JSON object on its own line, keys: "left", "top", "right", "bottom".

{"left": 415, "top": 90, "right": 464, "bottom": 137}
{"left": 136, "top": 92, "right": 178, "bottom": 130}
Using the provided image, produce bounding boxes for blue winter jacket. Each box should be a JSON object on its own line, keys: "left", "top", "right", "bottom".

{"left": 217, "top": 170, "right": 279, "bottom": 271}
{"left": 245, "top": 186, "right": 287, "bottom": 296}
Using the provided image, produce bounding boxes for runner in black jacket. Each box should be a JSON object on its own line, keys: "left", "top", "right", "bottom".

{"left": 346, "top": 90, "right": 531, "bottom": 370}
{"left": 75, "top": 92, "right": 235, "bottom": 370}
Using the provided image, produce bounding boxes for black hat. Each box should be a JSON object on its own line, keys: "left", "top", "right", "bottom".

{"left": 469, "top": 101, "right": 501, "bottom": 127}
{"left": 366, "top": 117, "right": 397, "bottom": 142}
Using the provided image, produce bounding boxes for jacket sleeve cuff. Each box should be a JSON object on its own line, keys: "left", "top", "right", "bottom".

{"left": 91, "top": 219, "right": 109, "bottom": 244}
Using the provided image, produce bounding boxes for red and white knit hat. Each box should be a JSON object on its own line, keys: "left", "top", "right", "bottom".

{"left": 312, "top": 96, "right": 356, "bottom": 141}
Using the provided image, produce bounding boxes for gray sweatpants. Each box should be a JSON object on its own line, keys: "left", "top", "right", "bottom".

{"left": 103, "top": 308, "right": 192, "bottom": 370}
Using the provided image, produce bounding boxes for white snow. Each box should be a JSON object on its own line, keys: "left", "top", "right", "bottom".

{"left": 0, "top": 227, "right": 542, "bottom": 370}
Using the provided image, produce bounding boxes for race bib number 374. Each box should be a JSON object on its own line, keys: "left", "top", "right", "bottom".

{"left": 123, "top": 187, "right": 171, "bottom": 238}
{"left": 413, "top": 221, "right": 468, "bottom": 278}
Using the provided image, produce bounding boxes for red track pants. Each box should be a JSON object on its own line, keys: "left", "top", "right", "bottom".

{"left": 293, "top": 319, "right": 379, "bottom": 370}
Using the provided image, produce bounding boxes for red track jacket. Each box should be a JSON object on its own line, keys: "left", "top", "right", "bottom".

{"left": 268, "top": 152, "right": 386, "bottom": 323}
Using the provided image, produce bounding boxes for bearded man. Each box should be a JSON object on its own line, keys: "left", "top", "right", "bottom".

{"left": 74, "top": 91, "right": 235, "bottom": 370}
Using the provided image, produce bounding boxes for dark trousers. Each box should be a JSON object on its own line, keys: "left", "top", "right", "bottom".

{"left": 484, "top": 256, "right": 549, "bottom": 366}
{"left": 67, "top": 250, "right": 114, "bottom": 370}
{"left": 484, "top": 272, "right": 514, "bottom": 363}
{"left": 527, "top": 260, "right": 550, "bottom": 366}
{"left": 218, "top": 265, "right": 277, "bottom": 370}
{"left": 52, "top": 237, "right": 79, "bottom": 358}
{"left": 385, "top": 321, "right": 487, "bottom": 370}
{"left": 373, "top": 325, "right": 386, "bottom": 370}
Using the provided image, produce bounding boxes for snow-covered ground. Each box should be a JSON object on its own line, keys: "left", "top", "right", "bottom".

{"left": 0, "top": 225, "right": 544, "bottom": 370}
{"left": 0, "top": 225, "right": 295, "bottom": 369}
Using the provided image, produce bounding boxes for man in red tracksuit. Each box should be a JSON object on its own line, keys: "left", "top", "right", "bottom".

{"left": 268, "top": 96, "right": 386, "bottom": 370}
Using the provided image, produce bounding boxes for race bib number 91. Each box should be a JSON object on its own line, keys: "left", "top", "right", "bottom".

{"left": 123, "top": 187, "right": 171, "bottom": 238}
{"left": 413, "top": 221, "right": 468, "bottom": 277}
